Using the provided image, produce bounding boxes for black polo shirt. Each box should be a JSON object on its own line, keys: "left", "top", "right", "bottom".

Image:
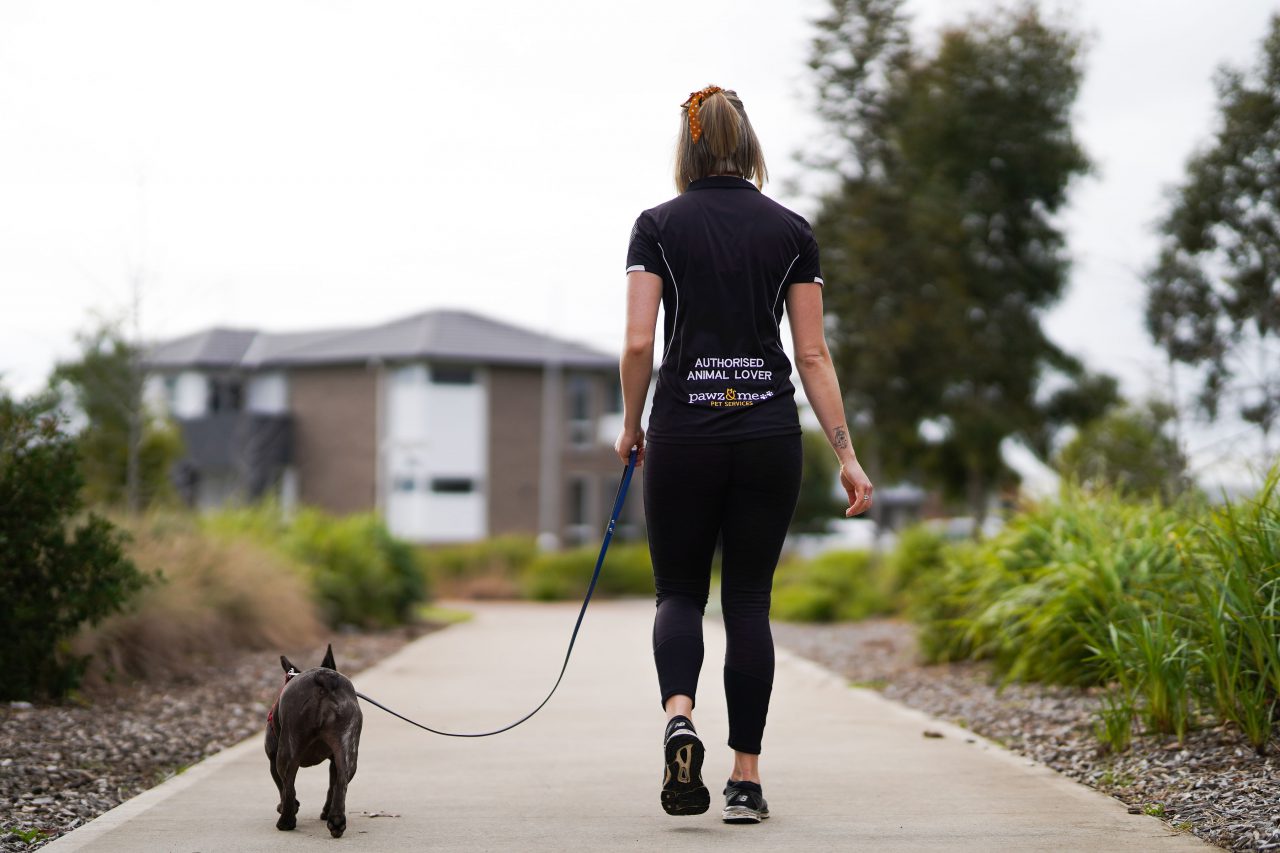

{"left": 626, "top": 175, "right": 824, "bottom": 444}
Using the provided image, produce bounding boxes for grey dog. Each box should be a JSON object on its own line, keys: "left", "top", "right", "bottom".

{"left": 265, "top": 645, "right": 363, "bottom": 838}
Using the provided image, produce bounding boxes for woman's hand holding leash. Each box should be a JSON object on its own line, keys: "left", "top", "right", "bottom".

{"left": 615, "top": 426, "right": 646, "bottom": 466}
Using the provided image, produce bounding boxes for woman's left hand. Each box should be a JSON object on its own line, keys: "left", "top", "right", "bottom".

{"left": 614, "top": 426, "right": 646, "bottom": 466}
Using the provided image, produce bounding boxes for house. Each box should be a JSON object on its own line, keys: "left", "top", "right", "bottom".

{"left": 144, "top": 309, "right": 635, "bottom": 546}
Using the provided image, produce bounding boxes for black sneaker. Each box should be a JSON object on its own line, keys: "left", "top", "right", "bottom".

{"left": 722, "top": 779, "right": 769, "bottom": 823}
{"left": 660, "top": 716, "right": 709, "bottom": 815}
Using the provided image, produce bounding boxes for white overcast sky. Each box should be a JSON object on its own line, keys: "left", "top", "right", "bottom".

{"left": 1, "top": 0, "right": 1275, "bottom": 494}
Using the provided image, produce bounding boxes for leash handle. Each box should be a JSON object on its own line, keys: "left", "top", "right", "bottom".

{"left": 356, "top": 448, "right": 639, "bottom": 737}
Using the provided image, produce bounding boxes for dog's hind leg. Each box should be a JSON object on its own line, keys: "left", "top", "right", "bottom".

{"left": 321, "top": 759, "right": 336, "bottom": 822}
{"left": 275, "top": 745, "right": 301, "bottom": 831}
{"left": 270, "top": 760, "right": 287, "bottom": 814}
{"left": 324, "top": 741, "right": 352, "bottom": 838}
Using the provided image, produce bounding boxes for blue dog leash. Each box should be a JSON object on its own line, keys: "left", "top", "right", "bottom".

{"left": 354, "top": 448, "right": 639, "bottom": 737}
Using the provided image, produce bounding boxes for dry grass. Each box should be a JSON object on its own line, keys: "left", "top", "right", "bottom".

{"left": 71, "top": 512, "right": 323, "bottom": 691}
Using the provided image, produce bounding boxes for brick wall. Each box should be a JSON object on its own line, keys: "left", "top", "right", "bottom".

{"left": 289, "top": 365, "right": 378, "bottom": 514}
{"left": 486, "top": 366, "right": 544, "bottom": 535}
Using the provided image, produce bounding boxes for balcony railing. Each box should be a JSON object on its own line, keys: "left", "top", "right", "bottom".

{"left": 176, "top": 412, "right": 292, "bottom": 498}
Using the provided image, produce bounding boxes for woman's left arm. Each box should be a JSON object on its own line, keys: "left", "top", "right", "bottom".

{"left": 614, "top": 270, "right": 662, "bottom": 464}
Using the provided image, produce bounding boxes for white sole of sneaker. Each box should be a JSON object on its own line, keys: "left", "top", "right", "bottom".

{"left": 722, "top": 805, "right": 770, "bottom": 823}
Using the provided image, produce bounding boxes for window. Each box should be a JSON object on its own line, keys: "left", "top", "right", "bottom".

{"left": 605, "top": 380, "right": 623, "bottom": 415}
{"left": 431, "top": 365, "right": 476, "bottom": 385}
{"left": 163, "top": 375, "right": 178, "bottom": 412}
{"left": 568, "top": 477, "right": 589, "bottom": 526}
{"left": 565, "top": 476, "right": 595, "bottom": 546}
{"left": 207, "top": 377, "right": 244, "bottom": 413}
{"left": 566, "top": 374, "right": 593, "bottom": 447}
{"left": 430, "top": 477, "right": 475, "bottom": 494}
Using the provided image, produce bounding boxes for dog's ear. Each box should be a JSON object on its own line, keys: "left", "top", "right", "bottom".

{"left": 281, "top": 655, "right": 299, "bottom": 675}
{"left": 321, "top": 644, "right": 336, "bottom": 671}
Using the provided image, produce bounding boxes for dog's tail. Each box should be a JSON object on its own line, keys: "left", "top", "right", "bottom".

{"left": 311, "top": 669, "right": 357, "bottom": 725}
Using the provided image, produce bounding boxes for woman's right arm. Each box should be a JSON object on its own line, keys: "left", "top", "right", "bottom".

{"left": 785, "top": 283, "right": 874, "bottom": 516}
{"left": 614, "top": 270, "right": 663, "bottom": 465}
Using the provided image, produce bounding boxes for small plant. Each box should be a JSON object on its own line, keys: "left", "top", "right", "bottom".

{"left": 1092, "top": 687, "right": 1137, "bottom": 754}
{"left": 849, "top": 678, "right": 888, "bottom": 689}
{"left": 1142, "top": 803, "right": 1166, "bottom": 818}
{"left": 4, "top": 826, "right": 51, "bottom": 844}
{"left": 1084, "top": 611, "right": 1195, "bottom": 743}
{"left": 1097, "top": 768, "right": 1135, "bottom": 788}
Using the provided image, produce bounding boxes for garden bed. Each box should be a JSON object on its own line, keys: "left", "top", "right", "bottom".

{"left": 773, "top": 618, "right": 1280, "bottom": 853}
{"left": 0, "top": 625, "right": 438, "bottom": 851}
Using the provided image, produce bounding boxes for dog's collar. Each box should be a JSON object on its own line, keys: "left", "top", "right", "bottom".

{"left": 267, "top": 670, "right": 300, "bottom": 732}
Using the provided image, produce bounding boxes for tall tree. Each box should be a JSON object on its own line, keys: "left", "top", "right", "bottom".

{"left": 1146, "top": 14, "right": 1280, "bottom": 463}
{"left": 50, "top": 320, "right": 181, "bottom": 510}
{"left": 807, "top": 0, "right": 1112, "bottom": 533}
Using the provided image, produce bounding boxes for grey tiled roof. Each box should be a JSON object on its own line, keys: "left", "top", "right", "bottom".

{"left": 146, "top": 309, "right": 616, "bottom": 371}
{"left": 145, "top": 328, "right": 260, "bottom": 369}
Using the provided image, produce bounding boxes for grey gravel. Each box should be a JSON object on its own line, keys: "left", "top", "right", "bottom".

{"left": 0, "top": 627, "right": 435, "bottom": 851}
{"left": 774, "top": 617, "right": 1280, "bottom": 853}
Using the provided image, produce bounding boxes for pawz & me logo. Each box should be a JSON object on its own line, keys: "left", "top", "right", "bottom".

{"left": 688, "top": 388, "right": 774, "bottom": 408}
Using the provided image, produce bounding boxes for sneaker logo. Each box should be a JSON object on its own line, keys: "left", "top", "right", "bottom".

{"left": 738, "top": 795, "right": 748, "bottom": 802}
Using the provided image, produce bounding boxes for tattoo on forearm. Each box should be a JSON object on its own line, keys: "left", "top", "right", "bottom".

{"left": 833, "top": 425, "right": 849, "bottom": 449}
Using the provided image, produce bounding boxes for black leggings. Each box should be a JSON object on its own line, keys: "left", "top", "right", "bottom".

{"left": 643, "top": 433, "right": 803, "bottom": 755}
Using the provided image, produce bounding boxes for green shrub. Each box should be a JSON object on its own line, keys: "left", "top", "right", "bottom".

{"left": 912, "top": 481, "right": 1192, "bottom": 686}
{"left": 521, "top": 543, "right": 654, "bottom": 601}
{"left": 885, "top": 522, "right": 949, "bottom": 609}
{"left": 286, "top": 510, "right": 428, "bottom": 628}
{"left": 772, "top": 550, "right": 892, "bottom": 622}
{"left": 773, "top": 584, "right": 843, "bottom": 622}
{"left": 206, "top": 504, "right": 429, "bottom": 629}
{"left": 909, "top": 539, "right": 1003, "bottom": 662}
{"left": 1177, "top": 463, "right": 1280, "bottom": 754}
{"left": 0, "top": 394, "right": 150, "bottom": 699}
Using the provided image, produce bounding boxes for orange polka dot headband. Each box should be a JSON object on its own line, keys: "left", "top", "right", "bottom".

{"left": 681, "top": 86, "right": 723, "bottom": 143}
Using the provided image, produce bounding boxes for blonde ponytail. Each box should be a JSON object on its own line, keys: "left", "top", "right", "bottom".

{"left": 699, "top": 93, "right": 741, "bottom": 162}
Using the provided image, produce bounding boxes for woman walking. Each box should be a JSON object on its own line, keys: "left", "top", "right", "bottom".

{"left": 615, "top": 85, "right": 874, "bottom": 824}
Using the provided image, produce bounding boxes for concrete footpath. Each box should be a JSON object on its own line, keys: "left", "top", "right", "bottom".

{"left": 44, "top": 600, "right": 1209, "bottom": 852}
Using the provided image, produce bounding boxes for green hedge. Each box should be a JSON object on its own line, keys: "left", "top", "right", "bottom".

{"left": 772, "top": 549, "right": 893, "bottom": 622}
{"left": 522, "top": 544, "right": 655, "bottom": 601}
{"left": 418, "top": 536, "right": 538, "bottom": 599}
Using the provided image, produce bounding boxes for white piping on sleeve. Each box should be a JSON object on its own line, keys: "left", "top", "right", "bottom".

{"left": 626, "top": 265, "right": 646, "bottom": 274}
{"left": 771, "top": 254, "right": 801, "bottom": 333}
{"left": 657, "top": 243, "right": 681, "bottom": 367}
